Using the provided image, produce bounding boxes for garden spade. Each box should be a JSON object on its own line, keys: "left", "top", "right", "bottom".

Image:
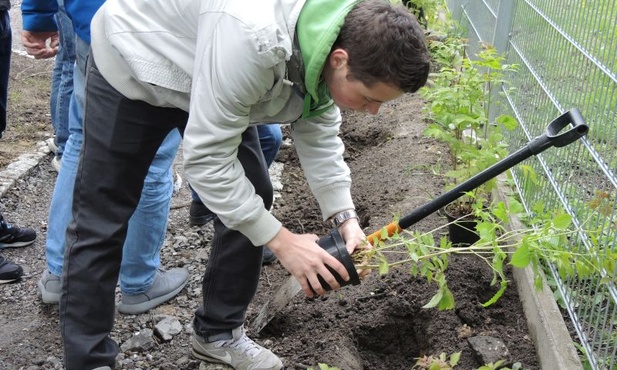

{"left": 252, "top": 108, "right": 588, "bottom": 333}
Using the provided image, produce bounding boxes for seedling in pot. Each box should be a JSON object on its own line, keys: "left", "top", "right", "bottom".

{"left": 353, "top": 201, "right": 610, "bottom": 310}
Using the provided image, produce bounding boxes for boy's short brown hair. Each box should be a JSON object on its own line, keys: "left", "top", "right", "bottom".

{"left": 334, "top": 0, "right": 430, "bottom": 93}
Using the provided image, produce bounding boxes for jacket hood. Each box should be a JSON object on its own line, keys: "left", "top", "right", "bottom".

{"left": 296, "top": 0, "right": 362, "bottom": 117}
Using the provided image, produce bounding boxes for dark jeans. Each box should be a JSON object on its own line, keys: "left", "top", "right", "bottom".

{"left": 60, "top": 57, "right": 273, "bottom": 369}
{"left": 0, "top": 10, "right": 11, "bottom": 137}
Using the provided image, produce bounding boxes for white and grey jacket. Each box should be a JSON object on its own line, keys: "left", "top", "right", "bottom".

{"left": 90, "top": 0, "right": 360, "bottom": 246}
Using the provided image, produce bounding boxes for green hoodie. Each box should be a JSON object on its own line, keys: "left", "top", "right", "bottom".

{"left": 296, "top": 0, "right": 363, "bottom": 118}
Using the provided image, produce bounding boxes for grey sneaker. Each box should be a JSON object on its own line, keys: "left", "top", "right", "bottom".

{"left": 38, "top": 269, "right": 61, "bottom": 304}
{"left": 46, "top": 137, "right": 58, "bottom": 154}
{"left": 192, "top": 326, "right": 283, "bottom": 370}
{"left": 51, "top": 156, "right": 62, "bottom": 172}
{"left": 117, "top": 267, "right": 189, "bottom": 315}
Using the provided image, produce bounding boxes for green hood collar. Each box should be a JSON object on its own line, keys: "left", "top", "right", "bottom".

{"left": 296, "top": 0, "right": 362, "bottom": 118}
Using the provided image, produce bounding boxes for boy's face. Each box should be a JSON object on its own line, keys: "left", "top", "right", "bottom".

{"left": 324, "top": 49, "right": 403, "bottom": 115}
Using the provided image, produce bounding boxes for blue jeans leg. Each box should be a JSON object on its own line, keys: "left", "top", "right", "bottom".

{"left": 0, "top": 10, "right": 11, "bottom": 137}
{"left": 257, "top": 124, "right": 282, "bottom": 167}
{"left": 49, "top": 0, "right": 75, "bottom": 157}
{"left": 44, "top": 37, "right": 87, "bottom": 278}
{"left": 120, "top": 128, "right": 181, "bottom": 294}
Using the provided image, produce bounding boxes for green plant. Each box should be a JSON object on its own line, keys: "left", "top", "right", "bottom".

{"left": 412, "top": 352, "right": 528, "bottom": 370}
{"left": 413, "top": 352, "right": 461, "bottom": 369}
{"left": 307, "top": 364, "right": 341, "bottom": 370}
{"left": 475, "top": 360, "right": 506, "bottom": 370}
{"left": 358, "top": 199, "right": 610, "bottom": 310}
{"left": 426, "top": 35, "right": 465, "bottom": 71}
{"left": 421, "top": 47, "right": 518, "bottom": 216}
{"left": 401, "top": 0, "right": 445, "bottom": 30}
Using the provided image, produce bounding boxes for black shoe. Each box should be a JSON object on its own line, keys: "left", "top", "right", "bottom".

{"left": 189, "top": 201, "right": 217, "bottom": 226}
{"left": 262, "top": 247, "right": 277, "bottom": 265}
{"left": 0, "top": 256, "right": 23, "bottom": 284}
{"left": 0, "top": 222, "right": 36, "bottom": 248}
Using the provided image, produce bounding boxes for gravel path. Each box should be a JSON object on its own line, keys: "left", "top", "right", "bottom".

{"left": 1, "top": 144, "right": 240, "bottom": 369}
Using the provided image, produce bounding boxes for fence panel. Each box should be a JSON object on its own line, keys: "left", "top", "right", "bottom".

{"left": 445, "top": 0, "right": 617, "bottom": 369}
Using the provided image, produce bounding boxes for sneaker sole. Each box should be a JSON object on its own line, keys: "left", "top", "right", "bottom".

{"left": 117, "top": 277, "right": 189, "bottom": 315}
{"left": 38, "top": 279, "right": 61, "bottom": 304}
{"left": 0, "top": 239, "right": 36, "bottom": 248}
{"left": 0, "top": 277, "right": 21, "bottom": 284}
{"left": 190, "top": 348, "right": 228, "bottom": 365}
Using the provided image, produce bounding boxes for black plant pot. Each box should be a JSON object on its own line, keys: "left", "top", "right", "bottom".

{"left": 444, "top": 208, "right": 480, "bottom": 247}
{"left": 314, "top": 228, "right": 361, "bottom": 292}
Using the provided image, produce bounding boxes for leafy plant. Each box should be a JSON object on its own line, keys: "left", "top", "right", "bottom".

{"left": 358, "top": 199, "right": 610, "bottom": 310}
{"left": 413, "top": 351, "right": 461, "bottom": 369}
{"left": 412, "top": 351, "right": 528, "bottom": 370}
{"left": 307, "top": 364, "right": 341, "bottom": 370}
{"left": 426, "top": 35, "right": 465, "bottom": 75}
{"left": 401, "top": 0, "right": 445, "bottom": 29}
{"left": 421, "top": 47, "right": 518, "bottom": 217}
{"left": 475, "top": 360, "right": 507, "bottom": 370}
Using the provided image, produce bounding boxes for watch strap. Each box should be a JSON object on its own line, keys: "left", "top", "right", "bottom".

{"left": 332, "top": 210, "right": 358, "bottom": 227}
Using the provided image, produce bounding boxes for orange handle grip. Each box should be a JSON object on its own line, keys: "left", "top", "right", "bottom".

{"left": 366, "top": 221, "right": 401, "bottom": 245}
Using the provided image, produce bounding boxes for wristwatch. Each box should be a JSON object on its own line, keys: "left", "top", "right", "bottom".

{"left": 331, "top": 210, "right": 358, "bottom": 228}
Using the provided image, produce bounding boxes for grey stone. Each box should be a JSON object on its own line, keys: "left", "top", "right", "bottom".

{"left": 154, "top": 316, "right": 183, "bottom": 342}
{"left": 468, "top": 335, "right": 511, "bottom": 366}
{"left": 120, "top": 328, "right": 156, "bottom": 352}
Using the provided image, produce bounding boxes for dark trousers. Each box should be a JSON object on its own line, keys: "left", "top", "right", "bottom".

{"left": 0, "top": 10, "right": 11, "bottom": 137}
{"left": 60, "top": 57, "right": 272, "bottom": 370}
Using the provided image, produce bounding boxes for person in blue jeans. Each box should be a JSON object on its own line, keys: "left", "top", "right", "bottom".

{"left": 47, "top": 0, "right": 75, "bottom": 170}
{"left": 21, "top": 0, "right": 189, "bottom": 316}
{"left": 0, "top": 0, "right": 11, "bottom": 138}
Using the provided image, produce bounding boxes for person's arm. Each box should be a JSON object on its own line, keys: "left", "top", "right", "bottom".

{"left": 183, "top": 11, "right": 351, "bottom": 296}
{"left": 291, "top": 106, "right": 368, "bottom": 261}
{"left": 183, "top": 12, "right": 280, "bottom": 247}
{"left": 291, "top": 106, "right": 353, "bottom": 218}
{"left": 21, "top": 0, "right": 58, "bottom": 59}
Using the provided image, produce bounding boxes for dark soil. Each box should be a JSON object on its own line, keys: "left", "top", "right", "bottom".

{"left": 0, "top": 52, "right": 540, "bottom": 369}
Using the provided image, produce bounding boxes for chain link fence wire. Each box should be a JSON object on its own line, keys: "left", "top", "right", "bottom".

{"left": 445, "top": 0, "right": 617, "bottom": 369}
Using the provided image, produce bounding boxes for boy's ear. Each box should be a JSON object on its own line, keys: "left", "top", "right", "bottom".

{"left": 328, "top": 48, "right": 349, "bottom": 70}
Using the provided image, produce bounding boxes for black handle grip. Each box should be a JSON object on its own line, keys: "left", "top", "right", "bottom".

{"left": 528, "top": 108, "right": 589, "bottom": 154}
{"left": 396, "top": 108, "right": 589, "bottom": 231}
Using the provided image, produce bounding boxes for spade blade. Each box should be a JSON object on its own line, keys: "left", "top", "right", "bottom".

{"left": 251, "top": 276, "right": 302, "bottom": 333}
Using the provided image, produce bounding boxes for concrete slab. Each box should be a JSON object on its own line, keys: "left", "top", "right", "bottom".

{"left": 495, "top": 174, "right": 582, "bottom": 370}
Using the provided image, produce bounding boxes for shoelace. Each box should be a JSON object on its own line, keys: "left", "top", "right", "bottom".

{"left": 216, "top": 332, "right": 262, "bottom": 358}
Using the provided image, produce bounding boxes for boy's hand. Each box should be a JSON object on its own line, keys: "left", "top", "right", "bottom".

{"left": 337, "top": 218, "right": 371, "bottom": 279}
{"left": 21, "top": 31, "right": 59, "bottom": 59}
{"left": 267, "top": 227, "right": 350, "bottom": 297}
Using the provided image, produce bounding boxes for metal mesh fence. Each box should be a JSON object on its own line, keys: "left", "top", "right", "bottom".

{"left": 445, "top": 0, "right": 617, "bottom": 369}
